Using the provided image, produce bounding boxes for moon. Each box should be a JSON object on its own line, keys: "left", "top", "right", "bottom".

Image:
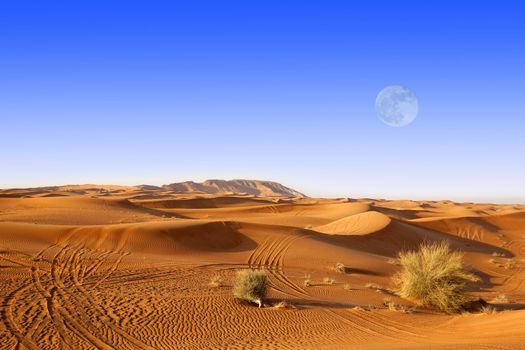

{"left": 375, "top": 85, "right": 418, "bottom": 127}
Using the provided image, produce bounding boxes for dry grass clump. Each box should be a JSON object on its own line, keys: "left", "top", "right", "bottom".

{"left": 323, "top": 276, "right": 336, "bottom": 285}
{"left": 386, "top": 258, "right": 399, "bottom": 265}
{"left": 393, "top": 241, "right": 479, "bottom": 313}
{"left": 209, "top": 274, "right": 224, "bottom": 288}
{"left": 272, "top": 300, "right": 296, "bottom": 309}
{"left": 480, "top": 305, "right": 498, "bottom": 314}
{"left": 343, "top": 283, "right": 351, "bottom": 291}
{"left": 382, "top": 298, "right": 394, "bottom": 310}
{"left": 382, "top": 297, "right": 415, "bottom": 313}
{"left": 504, "top": 259, "right": 516, "bottom": 270}
{"left": 335, "top": 262, "right": 346, "bottom": 273}
{"left": 233, "top": 270, "right": 268, "bottom": 307}
{"left": 493, "top": 293, "right": 508, "bottom": 303}
{"left": 365, "top": 282, "right": 380, "bottom": 289}
{"left": 303, "top": 274, "right": 312, "bottom": 287}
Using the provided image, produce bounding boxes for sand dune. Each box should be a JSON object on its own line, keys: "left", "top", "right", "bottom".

{"left": 0, "top": 186, "right": 524, "bottom": 349}
{"left": 315, "top": 211, "right": 392, "bottom": 235}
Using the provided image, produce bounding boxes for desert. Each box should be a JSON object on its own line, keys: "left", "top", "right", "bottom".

{"left": 1, "top": 180, "right": 524, "bottom": 349}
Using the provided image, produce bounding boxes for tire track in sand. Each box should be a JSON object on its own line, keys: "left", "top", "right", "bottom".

{"left": 248, "top": 232, "right": 309, "bottom": 299}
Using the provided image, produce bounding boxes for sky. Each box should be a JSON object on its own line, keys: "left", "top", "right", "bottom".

{"left": 1, "top": 1, "right": 524, "bottom": 202}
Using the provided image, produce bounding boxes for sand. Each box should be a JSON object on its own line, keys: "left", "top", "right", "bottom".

{"left": 1, "top": 186, "right": 524, "bottom": 349}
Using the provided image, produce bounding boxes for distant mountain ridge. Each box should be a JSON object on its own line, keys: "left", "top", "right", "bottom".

{"left": 162, "top": 179, "right": 306, "bottom": 197}
{"left": 0, "top": 180, "right": 306, "bottom": 198}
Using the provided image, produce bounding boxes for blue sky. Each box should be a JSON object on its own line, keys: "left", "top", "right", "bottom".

{"left": 1, "top": 1, "right": 524, "bottom": 202}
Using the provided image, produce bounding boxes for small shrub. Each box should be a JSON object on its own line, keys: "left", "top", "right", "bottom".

{"left": 273, "top": 300, "right": 295, "bottom": 309}
{"left": 493, "top": 293, "right": 508, "bottom": 303}
{"left": 393, "top": 241, "right": 479, "bottom": 313}
{"left": 343, "top": 283, "right": 351, "bottom": 291}
{"left": 303, "top": 278, "right": 311, "bottom": 287}
{"left": 233, "top": 270, "right": 268, "bottom": 307}
{"left": 335, "top": 263, "right": 346, "bottom": 273}
{"left": 492, "top": 252, "right": 505, "bottom": 257}
{"left": 387, "top": 258, "right": 399, "bottom": 265}
{"left": 323, "top": 277, "right": 335, "bottom": 285}
{"left": 365, "top": 283, "right": 381, "bottom": 290}
{"left": 209, "top": 274, "right": 224, "bottom": 288}
{"left": 504, "top": 259, "right": 516, "bottom": 270}
{"left": 383, "top": 297, "right": 396, "bottom": 310}
{"left": 481, "top": 305, "right": 497, "bottom": 314}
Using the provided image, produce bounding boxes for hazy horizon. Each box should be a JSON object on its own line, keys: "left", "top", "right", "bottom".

{"left": 2, "top": 2, "right": 524, "bottom": 203}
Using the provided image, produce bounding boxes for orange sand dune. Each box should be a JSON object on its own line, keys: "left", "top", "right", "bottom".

{"left": 0, "top": 186, "right": 524, "bottom": 349}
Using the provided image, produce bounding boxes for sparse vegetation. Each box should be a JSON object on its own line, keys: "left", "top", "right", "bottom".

{"left": 343, "top": 283, "right": 351, "bottom": 291}
{"left": 504, "top": 259, "right": 516, "bottom": 270}
{"left": 480, "top": 305, "right": 497, "bottom": 314}
{"left": 383, "top": 297, "right": 397, "bottom": 311}
{"left": 273, "top": 300, "right": 295, "bottom": 309}
{"left": 304, "top": 274, "right": 312, "bottom": 287}
{"left": 492, "top": 252, "right": 505, "bottom": 257}
{"left": 493, "top": 293, "right": 508, "bottom": 303}
{"left": 209, "top": 274, "right": 224, "bottom": 288}
{"left": 303, "top": 279, "right": 311, "bottom": 287}
{"left": 335, "top": 262, "right": 346, "bottom": 273}
{"left": 365, "top": 282, "right": 382, "bottom": 290}
{"left": 386, "top": 258, "right": 399, "bottom": 265}
{"left": 323, "top": 277, "right": 335, "bottom": 285}
{"left": 393, "top": 241, "right": 479, "bottom": 313}
{"left": 233, "top": 270, "right": 268, "bottom": 307}
{"left": 382, "top": 297, "right": 414, "bottom": 313}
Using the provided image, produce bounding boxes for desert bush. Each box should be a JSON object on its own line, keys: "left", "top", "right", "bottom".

{"left": 504, "top": 259, "right": 516, "bottom": 269}
{"left": 493, "top": 293, "right": 508, "bottom": 303}
{"left": 393, "top": 241, "right": 479, "bottom": 313}
{"left": 481, "top": 305, "right": 497, "bottom": 314}
{"left": 209, "top": 274, "right": 224, "bottom": 288}
{"left": 323, "top": 277, "right": 335, "bottom": 285}
{"left": 335, "top": 262, "right": 346, "bottom": 273}
{"left": 386, "top": 258, "right": 399, "bottom": 265}
{"left": 303, "top": 278, "right": 311, "bottom": 287}
{"left": 233, "top": 270, "right": 268, "bottom": 307}
{"left": 365, "top": 282, "right": 381, "bottom": 289}
{"left": 343, "top": 283, "right": 351, "bottom": 291}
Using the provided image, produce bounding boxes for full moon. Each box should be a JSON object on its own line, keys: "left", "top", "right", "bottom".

{"left": 375, "top": 85, "right": 418, "bottom": 127}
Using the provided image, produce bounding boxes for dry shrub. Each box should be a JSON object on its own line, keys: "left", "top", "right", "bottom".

{"left": 323, "top": 277, "right": 335, "bottom": 285}
{"left": 393, "top": 241, "right": 479, "bottom": 313}
{"left": 386, "top": 258, "right": 399, "bottom": 265}
{"left": 365, "top": 282, "right": 381, "bottom": 289}
{"left": 493, "top": 293, "right": 508, "bottom": 303}
{"left": 504, "top": 259, "right": 516, "bottom": 269}
{"left": 335, "top": 262, "right": 346, "bottom": 273}
{"left": 481, "top": 305, "right": 497, "bottom": 314}
{"left": 272, "top": 300, "right": 295, "bottom": 309}
{"left": 303, "top": 278, "right": 311, "bottom": 287}
{"left": 233, "top": 270, "right": 268, "bottom": 307}
{"left": 343, "top": 283, "right": 351, "bottom": 291}
{"left": 209, "top": 274, "right": 224, "bottom": 288}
